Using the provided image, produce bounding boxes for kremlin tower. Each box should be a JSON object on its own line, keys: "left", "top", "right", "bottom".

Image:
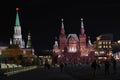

{"left": 59, "top": 18, "right": 66, "bottom": 52}
{"left": 2, "top": 8, "right": 36, "bottom": 65}
{"left": 79, "top": 18, "right": 87, "bottom": 56}
{"left": 10, "top": 8, "right": 34, "bottom": 50}
{"left": 26, "top": 32, "right": 32, "bottom": 48}
{"left": 10, "top": 8, "right": 25, "bottom": 48}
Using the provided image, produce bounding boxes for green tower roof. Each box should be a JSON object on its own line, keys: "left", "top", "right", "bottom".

{"left": 15, "top": 8, "right": 20, "bottom": 26}
{"left": 26, "top": 40, "right": 32, "bottom": 48}
{"left": 26, "top": 32, "right": 32, "bottom": 48}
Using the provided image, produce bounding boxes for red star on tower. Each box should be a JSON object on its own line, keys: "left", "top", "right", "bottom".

{"left": 16, "top": 8, "right": 19, "bottom": 11}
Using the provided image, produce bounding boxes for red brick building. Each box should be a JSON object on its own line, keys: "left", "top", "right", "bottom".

{"left": 52, "top": 18, "right": 95, "bottom": 64}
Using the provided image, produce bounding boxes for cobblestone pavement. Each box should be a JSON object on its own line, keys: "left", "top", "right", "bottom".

{"left": 1, "top": 62, "right": 120, "bottom": 80}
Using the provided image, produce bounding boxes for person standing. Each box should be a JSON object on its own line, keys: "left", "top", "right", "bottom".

{"left": 112, "top": 58, "right": 117, "bottom": 74}
{"left": 91, "top": 59, "right": 97, "bottom": 77}
{"left": 60, "top": 62, "right": 64, "bottom": 72}
{"left": 104, "top": 59, "right": 110, "bottom": 75}
{"left": 44, "top": 58, "right": 50, "bottom": 71}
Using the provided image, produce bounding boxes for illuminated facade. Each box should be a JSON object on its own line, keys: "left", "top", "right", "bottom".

{"left": 112, "top": 40, "right": 120, "bottom": 60}
{"left": 9, "top": 8, "right": 25, "bottom": 48}
{"left": 9, "top": 8, "right": 35, "bottom": 57}
{"left": 52, "top": 18, "right": 95, "bottom": 64}
{"left": 94, "top": 34, "right": 113, "bottom": 60}
{"left": 0, "top": 43, "right": 8, "bottom": 56}
{"left": 9, "top": 8, "right": 33, "bottom": 49}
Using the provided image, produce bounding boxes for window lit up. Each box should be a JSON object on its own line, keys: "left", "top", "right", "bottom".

{"left": 95, "top": 51, "right": 99, "bottom": 55}
{"left": 98, "top": 46, "right": 102, "bottom": 48}
{"left": 100, "top": 51, "right": 104, "bottom": 54}
{"left": 106, "top": 42, "right": 108, "bottom": 44}
{"left": 95, "top": 51, "right": 98, "bottom": 54}
{"left": 58, "top": 55, "right": 61, "bottom": 58}
{"left": 69, "top": 47, "right": 77, "bottom": 53}
{"left": 117, "top": 40, "right": 120, "bottom": 43}
{"left": 62, "top": 49, "right": 64, "bottom": 52}
{"left": 103, "top": 46, "right": 105, "bottom": 48}
{"left": 106, "top": 46, "right": 108, "bottom": 48}
{"left": 109, "top": 46, "right": 111, "bottom": 48}
{"left": 103, "top": 42, "right": 105, "bottom": 44}
{"left": 23, "top": 50, "right": 26, "bottom": 54}
{"left": 97, "top": 37, "right": 101, "bottom": 40}
{"left": 0, "top": 51, "right": 1, "bottom": 55}
{"left": 98, "top": 41, "right": 102, "bottom": 44}
{"left": 109, "top": 42, "right": 111, "bottom": 44}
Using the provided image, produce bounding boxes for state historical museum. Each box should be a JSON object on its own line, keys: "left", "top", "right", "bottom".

{"left": 52, "top": 18, "right": 95, "bottom": 64}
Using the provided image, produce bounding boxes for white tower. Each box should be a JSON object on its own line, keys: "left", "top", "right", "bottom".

{"left": 13, "top": 8, "right": 24, "bottom": 48}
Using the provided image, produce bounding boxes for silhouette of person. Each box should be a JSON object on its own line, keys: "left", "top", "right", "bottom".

{"left": 91, "top": 59, "right": 97, "bottom": 76}
{"left": 44, "top": 59, "right": 50, "bottom": 71}
{"left": 97, "top": 61, "right": 101, "bottom": 70}
{"left": 60, "top": 62, "right": 64, "bottom": 72}
{"left": 104, "top": 59, "right": 110, "bottom": 75}
{"left": 112, "top": 58, "right": 117, "bottom": 74}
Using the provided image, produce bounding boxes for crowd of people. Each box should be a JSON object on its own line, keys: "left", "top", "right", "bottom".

{"left": 91, "top": 57, "right": 117, "bottom": 77}
{"left": 44, "top": 58, "right": 65, "bottom": 72}
{"left": 43, "top": 57, "right": 118, "bottom": 77}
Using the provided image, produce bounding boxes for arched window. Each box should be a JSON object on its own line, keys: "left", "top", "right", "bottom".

{"left": 69, "top": 47, "right": 77, "bottom": 53}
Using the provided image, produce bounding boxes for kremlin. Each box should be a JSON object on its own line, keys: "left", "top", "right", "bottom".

{"left": 0, "top": 7, "right": 120, "bottom": 66}
{"left": 0, "top": 8, "right": 36, "bottom": 66}
{"left": 1, "top": 1, "right": 120, "bottom": 80}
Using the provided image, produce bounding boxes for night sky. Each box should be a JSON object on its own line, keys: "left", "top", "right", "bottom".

{"left": 0, "top": 0, "right": 120, "bottom": 55}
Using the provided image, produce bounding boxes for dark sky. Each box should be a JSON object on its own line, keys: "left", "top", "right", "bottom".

{"left": 0, "top": 0, "right": 120, "bottom": 55}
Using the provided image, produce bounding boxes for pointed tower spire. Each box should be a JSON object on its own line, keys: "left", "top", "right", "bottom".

{"left": 54, "top": 37, "right": 58, "bottom": 47}
{"left": 79, "top": 18, "right": 87, "bottom": 53}
{"left": 26, "top": 32, "right": 32, "bottom": 48}
{"left": 88, "top": 36, "right": 92, "bottom": 45}
{"left": 81, "top": 18, "right": 85, "bottom": 35}
{"left": 59, "top": 18, "right": 66, "bottom": 51}
{"left": 53, "top": 36, "right": 59, "bottom": 54}
{"left": 60, "top": 18, "right": 65, "bottom": 35}
{"left": 61, "top": 18, "right": 64, "bottom": 28}
{"left": 15, "top": 8, "right": 20, "bottom": 26}
{"left": 81, "top": 18, "right": 84, "bottom": 28}
{"left": 10, "top": 38, "right": 12, "bottom": 45}
{"left": 13, "top": 8, "right": 23, "bottom": 48}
